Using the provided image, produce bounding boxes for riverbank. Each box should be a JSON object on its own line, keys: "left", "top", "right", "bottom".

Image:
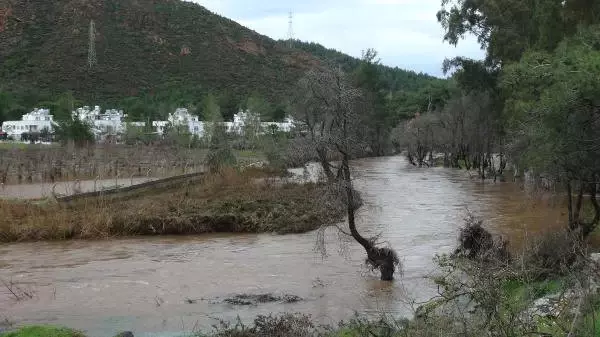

{"left": 0, "top": 168, "right": 344, "bottom": 242}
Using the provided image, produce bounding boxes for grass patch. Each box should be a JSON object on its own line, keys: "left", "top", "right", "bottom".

{"left": 498, "top": 277, "right": 567, "bottom": 320}
{"left": 1, "top": 326, "right": 85, "bottom": 337}
{"left": 0, "top": 168, "right": 344, "bottom": 242}
{"left": 235, "top": 150, "right": 264, "bottom": 159}
{"left": 0, "top": 145, "right": 269, "bottom": 185}
{"left": 578, "top": 294, "right": 600, "bottom": 337}
{"left": 501, "top": 278, "right": 565, "bottom": 304}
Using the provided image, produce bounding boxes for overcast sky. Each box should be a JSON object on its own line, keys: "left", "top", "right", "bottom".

{"left": 190, "top": 0, "right": 484, "bottom": 77}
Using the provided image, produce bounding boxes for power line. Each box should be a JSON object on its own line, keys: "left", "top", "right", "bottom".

{"left": 88, "top": 20, "right": 97, "bottom": 69}
{"left": 287, "top": 12, "right": 294, "bottom": 48}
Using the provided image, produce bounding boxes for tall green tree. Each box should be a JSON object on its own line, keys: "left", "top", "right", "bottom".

{"left": 502, "top": 25, "right": 600, "bottom": 236}
{"left": 46, "top": 91, "right": 81, "bottom": 121}
{"left": 437, "top": 0, "right": 600, "bottom": 69}
{"left": 353, "top": 49, "right": 392, "bottom": 156}
{"left": 245, "top": 93, "right": 273, "bottom": 120}
{"left": 53, "top": 118, "right": 95, "bottom": 147}
{"left": 202, "top": 93, "right": 225, "bottom": 143}
{"left": 202, "top": 93, "right": 236, "bottom": 172}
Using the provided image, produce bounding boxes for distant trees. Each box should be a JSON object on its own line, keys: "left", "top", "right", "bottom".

{"left": 394, "top": 112, "right": 438, "bottom": 167}
{"left": 393, "top": 90, "right": 505, "bottom": 178}
{"left": 0, "top": 91, "right": 23, "bottom": 125}
{"left": 46, "top": 91, "right": 81, "bottom": 121}
{"left": 244, "top": 93, "right": 273, "bottom": 119}
{"left": 123, "top": 123, "right": 156, "bottom": 146}
{"left": 202, "top": 94, "right": 236, "bottom": 172}
{"left": 121, "top": 96, "right": 160, "bottom": 122}
{"left": 205, "top": 120, "right": 236, "bottom": 173}
{"left": 291, "top": 69, "right": 337, "bottom": 181}
{"left": 353, "top": 49, "right": 393, "bottom": 156}
{"left": 201, "top": 93, "right": 223, "bottom": 142}
{"left": 53, "top": 118, "right": 94, "bottom": 147}
{"left": 290, "top": 40, "right": 440, "bottom": 93}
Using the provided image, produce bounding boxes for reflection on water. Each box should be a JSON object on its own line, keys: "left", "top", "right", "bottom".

{"left": 0, "top": 156, "right": 574, "bottom": 337}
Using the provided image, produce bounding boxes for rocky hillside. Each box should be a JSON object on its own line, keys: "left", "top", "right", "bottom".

{"left": 0, "top": 0, "right": 443, "bottom": 118}
{"left": 0, "top": 0, "right": 320, "bottom": 105}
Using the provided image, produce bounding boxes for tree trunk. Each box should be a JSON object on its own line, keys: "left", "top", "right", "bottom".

{"left": 498, "top": 153, "right": 506, "bottom": 175}
{"left": 568, "top": 179, "right": 600, "bottom": 238}
{"left": 407, "top": 150, "right": 416, "bottom": 166}
{"left": 582, "top": 181, "right": 600, "bottom": 237}
{"left": 443, "top": 152, "right": 450, "bottom": 168}
{"left": 567, "top": 180, "right": 573, "bottom": 226}
{"left": 340, "top": 153, "right": 396, "bottom": 281}
{"left": 316, "top": 146, "right": 334, "bottom": 182}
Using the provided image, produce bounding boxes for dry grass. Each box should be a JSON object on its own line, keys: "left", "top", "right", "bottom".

{"left": 0, "top": 145, "right": 267, "bottom": 184}
{"left": 0, "top": 168, "right": 343, "bottom": 242}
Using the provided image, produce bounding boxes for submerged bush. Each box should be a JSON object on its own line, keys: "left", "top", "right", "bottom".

{"left": 453, "top": 213, "right": 510, "bottom": 263}
{"left": 522, "top": 230, "right": 586, "bottom": 279}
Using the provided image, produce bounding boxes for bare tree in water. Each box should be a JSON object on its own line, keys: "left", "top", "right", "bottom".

{"left": 294, "top": 67, "right": 400, "bottom": 281}
{"left": 291, "top": 69, "right": 337, "bottom": 181}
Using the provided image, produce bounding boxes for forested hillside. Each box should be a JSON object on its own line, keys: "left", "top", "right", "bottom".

{"left": 0, "top": 0, "right": 318, "bottom": 121}
{"left": 290, "top": 40, "right": 439, "bottom": 93}
{"left": 0, "top": 0, "right": 446, "bottom": 123}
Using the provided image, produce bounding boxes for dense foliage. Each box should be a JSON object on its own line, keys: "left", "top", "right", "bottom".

{"left": 290, "top": 40, "right": 440, "bottom": 92}
{"left": 419, "top": 0, "right": 600, "bottom": 236}
{"left": 53, "top": 118, "right": 95, "bottom": 147}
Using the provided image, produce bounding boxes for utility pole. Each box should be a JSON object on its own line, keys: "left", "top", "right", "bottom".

{"left": 88, "top": 20, "right": 97, "bottom": 69}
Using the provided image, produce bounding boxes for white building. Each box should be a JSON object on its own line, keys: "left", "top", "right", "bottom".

{"left": 73, "top": 106, "right": 128, "bottom": 140}
{"left": 152, "top": 120, "right": 170, "bottom": 135}
{"left": 168, "top": 108, "right": 204, "bottom": 136}
{"left": 262, "top": 117, "right": 295, "bottom": 133}
{"left": 1, "top": 108, "right": 54, "bottom": 140}
{"left": 125, "top": 121, "right": 147, "bottom": 129}
{"left": 154, "top": 108, "right": 204, "bottom": 136}
{"left": 229, "top": 110, "right": 295, "bottom": 135}
{"left": 0, "top": 106, "right": 296, "bottom": 143}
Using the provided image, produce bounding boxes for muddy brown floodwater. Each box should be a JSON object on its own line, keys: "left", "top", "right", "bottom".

{"left": 0, "top": 178, "right": 157, "bottom": 200}
{"left": 0, "top": 156, "right": 574, "bottom": 337}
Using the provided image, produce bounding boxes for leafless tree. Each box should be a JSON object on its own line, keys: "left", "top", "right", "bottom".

{"left": 290, "top": 68, "right": 338, "bottom": 181}
{"left": 295, "top": 67, "right": 400, "bottom": 281}
{"left": 393, "top": 113, "right": 439, "bottom": 167}
{"left": 393, "top": 91, "right": 506, "bottom": 179}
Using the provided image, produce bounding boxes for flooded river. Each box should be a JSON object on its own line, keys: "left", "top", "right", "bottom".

{"left": 0, "top": 178, "right": 156, "bottom": 200}
{"left": 0, "top": 156, "right": 568, "bottom": 337}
